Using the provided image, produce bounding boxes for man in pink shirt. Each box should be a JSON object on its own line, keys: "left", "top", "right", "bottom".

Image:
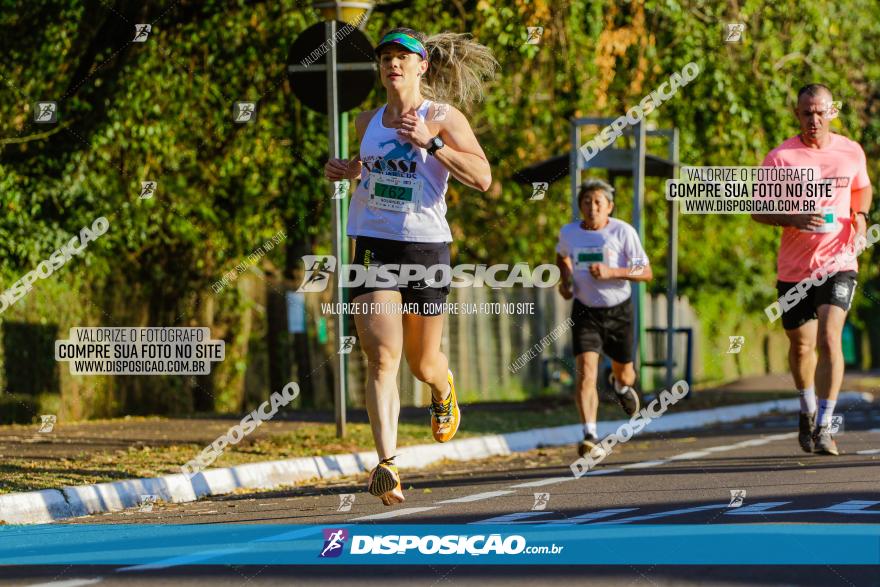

{"left": 754, "top": 84, "right": 872, "bottom": 456}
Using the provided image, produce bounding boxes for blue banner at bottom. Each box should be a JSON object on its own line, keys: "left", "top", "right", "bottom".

{"left": 0, "top": 524, "right": 878, "bottom": 566}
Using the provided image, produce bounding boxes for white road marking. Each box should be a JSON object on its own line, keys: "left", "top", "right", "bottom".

{"left": 348, "top": 506, "right": 439, "bottom": 521}
{"left": 666, "top": 451, "right": 712, "bottom": 461}
{"left": 436, "top": 490, "right": 515, "bottom": 504}
{"left": 723, "top": 501, "right": 791, "bottom": 515}
{"left": 510, "top": 477, "right": 569, "bottom": 488}
{"left": 591, "top": 503, "right": 726, "bottom": 525}
{"left": 582, "top": 468, "right": 623, "bottom": 476}
{"left": 856, "top": 448, "right": 880, "bottom": 455}
{"left": 725, "top": 500, "right": 880, "bottom": 516}
{"left": 25, "top": 581, "right": 103, "bottom": 587}
{"left": 619, "top": 460, "right": 666, "bottom": 470}
{"left": 469, "top": 511, "right": 555, "bottom": 524}
{"left": 538, "top": 508, "right": 638, "bottom": 525}
{"left": 342, "top": 431, "right": 801, "bottom": 523}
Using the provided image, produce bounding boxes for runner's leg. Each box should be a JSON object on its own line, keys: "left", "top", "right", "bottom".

{"left": 785, "top": 320, "right": 818, "bottom": 392}
{"left": 354, "top": 289, "right": 404, "bottom": 461}
{"left": 815, "top": 304, "right": 846, "bottom": 404}
{"left": 402, "top": 312, "right": 449, "bottom": 402}
{"left": 811, "top": 304, "right": 846, "bottom": 455}
{"left": 574, "top": 351, "right": 606, "bottom": 458}
{"left": 610, "top": 361, "right": 636, "bottom": 388}
{"left": 574, "top": 351, "right": 600, "bottom": 429}
{"left": 403, "top": 311, "right": 460, "bottom": 442}
{"left": 785, "top": 319, "right": 819, "bottom": 452}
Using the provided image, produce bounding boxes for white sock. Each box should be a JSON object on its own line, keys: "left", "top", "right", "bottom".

{"left": 583, "top": 422, "right": 598, "bottom": 438}
{"left": 613, "top": 378, "right": 631, "bottom": 395}
{"left": 798, "top": 387, "right": 817, "bottom": 414}
{"left": 817, "top": 399, "right": 837, "bottom": 427}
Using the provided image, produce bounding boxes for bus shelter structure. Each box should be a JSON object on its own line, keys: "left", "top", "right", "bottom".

{"left": 514, "top": 118, "right": 690, "bottom": 392}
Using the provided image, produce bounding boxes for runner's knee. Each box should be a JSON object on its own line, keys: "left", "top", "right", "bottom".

{"left": 816, "top": 330, "right": 842, "bottom": 355}
{"left": 408, "top": 357, "right": 441, "bottom": 383}
{"left": 364, "top": 345, "right": 402, "bottom": 375}
{"left": 575, "top": 354, "right": 599, "bottom": 380}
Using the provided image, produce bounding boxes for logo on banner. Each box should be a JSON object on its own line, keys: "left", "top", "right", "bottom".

{"left": 337, "top": 494, "right": 355, "bottom": 512}
{"left": 525, "top": 27, "right": 544, "bottom": 45}
{"left": 532, "top": 493, "right": 550, "bottom": 511}
{"left": 234, "top": 101, "right": 257, "bottom": 123}
{"left": 727, "top": 335, "right": 745, "bottom": 354}
{"left": 38, "top": 414, "right": 57, "bottom": 433}
{"left": 320, "top": 528, "right": 348, "bottom": 558}
{"left": 338, "top": 336, "right": 356, "bottom": 354}
{"left": 298, "top": 255, "right": 337, "bottom": 292}
{"left": 34, "top": 102, "right": 57, "bottom": 123}
{"left": 333, "top": 180, "right": 349, "bottom": 200}
{"left": 629, "top": 257, "right": 647, "bottom": 276}
{"left": 728, "top": 489, "right": 747, "bottom": 508}
{"left": 829, "top": 414, "right": 844, "bottom": 434}
{"left": 133, "top": 24, "right": 151, "bottom": 42}
{"left": 530, "top": 182, "right": 548, "bottom": 201}
{"left": 724, "top": 23, "right": 745, "bottom": 42}
{"left": 140, "top": 181, "right": 157, "bottom": 200}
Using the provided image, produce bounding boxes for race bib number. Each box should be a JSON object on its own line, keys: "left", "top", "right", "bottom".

{"left": 368, "top": 174, "right": 422, "bottom": 213}
{"left": 574, "top": 247, "right": 604, "bottom": 271}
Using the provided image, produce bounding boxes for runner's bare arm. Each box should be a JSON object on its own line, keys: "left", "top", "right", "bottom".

{"left": 323, "top": 109, "right": 375, "bottom": 181}
{"left": 851, "top": 184, "right": 873, "bottom": 238}
{"left": 556, "top": 253, "right": 573, "bottom": 299}
{"left": 588, "top": 263, "right": 653, "bottom": 282}
{"left": 752, "top": 213, "right": 824, "bottom": 230}
{"left": 397, "top": 104, "right": 492, "bottom": 192}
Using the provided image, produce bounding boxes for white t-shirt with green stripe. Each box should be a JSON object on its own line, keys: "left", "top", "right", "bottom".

{"left": 556, "top": 218, "right": 648, "bottom": 308}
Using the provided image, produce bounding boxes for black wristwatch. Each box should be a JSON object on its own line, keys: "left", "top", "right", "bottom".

{"left": 854, "top": 210, "right": 869, "bottom": 221}
{"left": 426, "top": 135, "right": 444, "bottom": 156}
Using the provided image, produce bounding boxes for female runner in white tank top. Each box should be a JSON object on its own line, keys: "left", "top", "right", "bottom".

{"left": 324, "top": 28, "right": 495, "bottom": 505}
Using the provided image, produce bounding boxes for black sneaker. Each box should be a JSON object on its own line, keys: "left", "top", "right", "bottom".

{"left": 577, "top": 434, "right": 608, "bottom": 460}
{"left": 798, "top": 412, "right": 815, "bottom": 453}
{"left": 609, "top": 374, "right": 640, "bottom": 417}
{"left": 812, "top": 425, "right": 839, "bottom": 456}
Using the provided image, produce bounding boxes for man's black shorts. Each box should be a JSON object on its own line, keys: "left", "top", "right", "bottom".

{"left": 776, "top": 270, "right": 858, "bottom": 330}
{"left": 349, "top": 236, "right": 451, "bottom": 316}
{"left": 571, "top": 298, "right": 634, "bottom": 363}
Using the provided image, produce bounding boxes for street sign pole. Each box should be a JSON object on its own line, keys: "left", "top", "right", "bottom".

{"left": 288, "top": 19, "right": 375, "bottom": 439}
{"left": 326, "top": 21, "right": 347, "bottom": 439}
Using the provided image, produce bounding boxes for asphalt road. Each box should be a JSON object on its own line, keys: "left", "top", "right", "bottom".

{"left": 4, "top": 401, "right": 880, "bottom": 586}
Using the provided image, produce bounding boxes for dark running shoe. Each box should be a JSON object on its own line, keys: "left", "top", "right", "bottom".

{"left": 609, "top": 374, "right": 640, "bottom": 417}
{"left": 798, "top": 412, "right": 815, "bottom": 453}
{"left": 577, "top": 434, "right": 608, "bottom": 460}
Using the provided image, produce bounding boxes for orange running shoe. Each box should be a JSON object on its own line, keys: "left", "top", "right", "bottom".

{"left": 430, "top": 370, "right": 461, "bottom": 443}
{"left": 367, "top": 458, "right": 405, "bottom": 506}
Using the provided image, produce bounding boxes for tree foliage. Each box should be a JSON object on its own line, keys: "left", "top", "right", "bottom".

{"left": 2, "top": 0, "right": 879, "bottom": 414}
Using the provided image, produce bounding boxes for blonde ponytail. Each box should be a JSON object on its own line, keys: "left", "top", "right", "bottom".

{"left": 422, "top": 32, "right": 498, "bottom": 107}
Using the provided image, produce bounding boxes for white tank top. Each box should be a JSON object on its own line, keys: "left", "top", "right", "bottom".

{"left": 347, "top": 100, "right": 452, "bottom": 243}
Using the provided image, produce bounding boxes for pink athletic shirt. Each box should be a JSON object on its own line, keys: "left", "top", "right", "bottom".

{"left": 762, "top": 133, "right": 870, "bottom": 282}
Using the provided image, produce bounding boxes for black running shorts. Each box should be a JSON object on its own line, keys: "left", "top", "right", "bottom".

{"left": 776, "top": 270, "right": 858, "bottom": 330}
{"left": 350, "top": 236, "right": 451, "bottom": 316}
{"left": 571, "top": 298, "right": 634, "bottom": 363}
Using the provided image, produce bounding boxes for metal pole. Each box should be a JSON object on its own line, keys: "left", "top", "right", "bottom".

{"left": 570, "top": 120, "right": 580, "bottom": 222}
{"left": 631, "top": 122, "right": 647, "bottom": 389}
{"left": 665, "top": 129, "right": 680, "bottom": 392}
{"left": 327, "top": 21, "right": 347, "bottom": 438}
